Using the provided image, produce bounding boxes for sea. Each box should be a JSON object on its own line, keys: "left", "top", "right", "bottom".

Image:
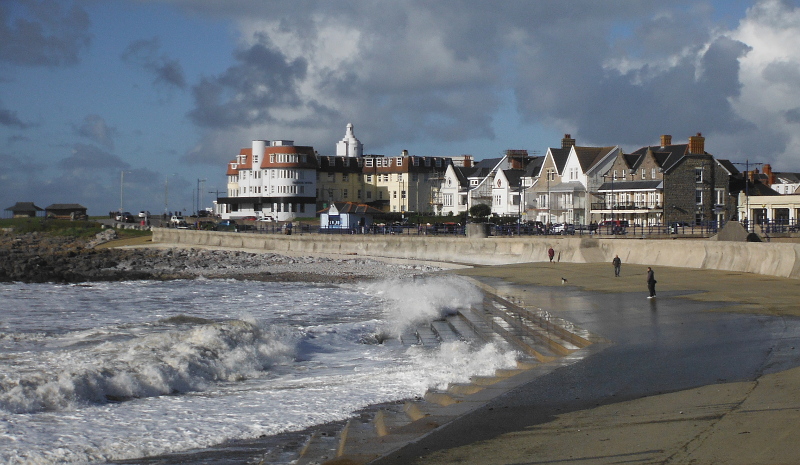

{"left": 0, "top": 275, "right": 518, "bottom": 464}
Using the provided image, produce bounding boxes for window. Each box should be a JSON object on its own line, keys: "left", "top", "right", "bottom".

{"left": 642, "top": 168, "right": 646, "bottom": 179}
{"left": 696, "top": 189, "right": 703, "bottom": 204}
{"left": 342, "top": 173, "right": 349, "bottom": 182}
{"left": 396, "top": 157, "right": 403, "bottom": 166}
{"left": 366, "top": 174, "right": 373, "bottom": 183}
{"left": 343, "top": 189, "right": 348, "bottom": 199}
{"left": 652, "top": 168, "right": 657, "bottom": 179}
{"left": 412, "top": 173, "right": 418, "bottom": 182}
{"left": 695, "top": 168, "right": 704, "bottom": 183}
{"left": 367, "top": 191, "right": 372, "bottom": 199}
{"left": 398, "top": 173, "right": 403, "bottom": 182}
{"left": 270, "top": 154, "right": 274, "bottom": 163}
{"left": 613, "top": 170, "right": 618, "bottom": 180}
{"left": 365, "top": 158, "right": 373, "bottom": 167}
{"left": 401, "top": 190, "right": 406, "bottom": 199}
{"left": 357, "top": 189, "right": 362, "bottom": 199}
{"left": 435, "top": 159, "right": 442, "bottom": 167}
{"left": 393, "top": 191, "right": 397, "bottom": 199}
{"left": 716, "top": 188, "right": 725, "bottom": 205}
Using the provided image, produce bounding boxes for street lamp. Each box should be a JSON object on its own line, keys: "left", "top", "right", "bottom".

{"left": 732, "top": 160, "right": 763, "bottom": 232}
{"left": 119, "top": 170, "right": 132, "bottom": 214}
{"left": 196, "top": 178, "right": 207, "bottom": 216}
{"left": 602, "top": 172, "right": 615, "bottom": 232}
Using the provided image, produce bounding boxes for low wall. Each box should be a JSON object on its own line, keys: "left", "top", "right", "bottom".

{"left": 152, "top": 228, "right": 800, "bottom": 279}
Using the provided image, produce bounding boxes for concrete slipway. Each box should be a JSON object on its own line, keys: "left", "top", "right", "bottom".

{"left": 144, "top": 230, "right": 800, "bottom": 465}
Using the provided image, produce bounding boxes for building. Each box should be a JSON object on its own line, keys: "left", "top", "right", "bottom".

{"left": 317, "top": 125, "right": 451, "bottom": 214}
{"left": 218, "top": 140, "right": 318, "bottom": 221}
{"left": 45, "top": 204, "right": 87, "bottom": 220}
{"left": 318, "top": 202, "right": 383, "bottom": 231}
{"left": 4, "top": 202, "right": 43, "bottom": 218}
{"left": 596, "top": 134, "right": 736, "bottom": 227}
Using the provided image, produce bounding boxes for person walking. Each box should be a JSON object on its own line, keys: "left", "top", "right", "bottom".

{"left": 548, "top": 247, "right": 555, "bottom": 263}
{"left": 612, "top": 255, "right": 621, "bottom": 277}
{"left": 646, "top": 266, "right": 657, "bottom": 298}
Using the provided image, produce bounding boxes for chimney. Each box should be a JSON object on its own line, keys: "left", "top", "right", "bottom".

{"left": 561, "top": 134, "right": 575, "bottom": 149}
{"left": 688, "top": 132, "right": 705, "bottom": 154}
{"left": 762, "top": 164, "right": 775, "bottom": 185}
{"left": 660, "top": 134, "right": 672, "bottom": 147}
{"left": 401, "top": 149, "right": 409, "bottom": 157}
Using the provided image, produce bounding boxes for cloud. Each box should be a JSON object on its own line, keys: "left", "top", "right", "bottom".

{"left": 0, "top": 0, "right": 91, "bottom": 67}
{"left": 120, "top": 37, "right": 186, "bottom": 90}
{"left": 0, "top": 100, "right": 33, "bottom": 128}
{"left": 188, "top": 36, "right": 307, "bottom": 129}
{"left": 72, "top": 114, "right": 117, "bottom": 149}
{"left": 57, "top": 143, "right": 129, "bottom": 172}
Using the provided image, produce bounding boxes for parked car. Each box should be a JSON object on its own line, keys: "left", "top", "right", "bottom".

{"left": 241, "top": 216, "right": 257, "bottom": 221}
{"left": 169, "top": 215, "right": 185, "bottom": 225}
{"left": 551, "top": 223, "right": 575, "bottom": 235}
{"left": 138, "top": 211, "right": 150, "bottom": 218}
{"left": 116, "top": 211, "right": 133, "bottom": 222}
{"left": 217, "top": 219, "right": 237, "bottom": 231}
{"left": 257, "top": 216, "right": 274, "bottom": 223}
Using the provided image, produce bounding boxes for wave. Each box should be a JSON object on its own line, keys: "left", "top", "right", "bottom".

{"left": 363, "top": 275, "right": 484, "bottom": 337}
{"left": 0, "top": 319, "right": 295, "bottom": 414}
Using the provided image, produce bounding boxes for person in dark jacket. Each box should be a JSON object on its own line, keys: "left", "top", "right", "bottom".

{"left": 548, "top": 247, "right": 555, "bottom": 263}
{"left": 646, "top": 267, "right": 657, "bottom": 298}
{"left": 612, "top": 255, "right": 621, "bottom": 277}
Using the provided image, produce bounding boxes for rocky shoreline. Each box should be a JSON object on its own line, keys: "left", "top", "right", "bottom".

{"left": 0, "top": 233, "right": 440, "bottom": 284}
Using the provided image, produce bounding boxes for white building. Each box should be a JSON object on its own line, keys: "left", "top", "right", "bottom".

{"left": 218, "top": 139, "right": 318, "bottom": 221}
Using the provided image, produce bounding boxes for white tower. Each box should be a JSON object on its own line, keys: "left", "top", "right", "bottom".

{"left": 336, "top": 123, "right": 363, "bottom": 158}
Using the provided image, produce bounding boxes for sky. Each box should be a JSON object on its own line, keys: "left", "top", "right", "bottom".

{"left": 2, "top": 0, "right": 800, "bottom": 216}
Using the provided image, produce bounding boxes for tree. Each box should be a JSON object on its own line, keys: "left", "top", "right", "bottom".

{"left": 469, "top": 204, "right": 491, "bottom": 222}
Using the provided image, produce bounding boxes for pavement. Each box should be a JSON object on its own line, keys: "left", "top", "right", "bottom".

{"left": 370, "top": 262, "right": 800, "bottom": 465}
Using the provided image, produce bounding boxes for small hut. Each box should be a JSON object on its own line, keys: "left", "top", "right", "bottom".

{"left": 4, "top": 202, "right": 44, "bottom": 218}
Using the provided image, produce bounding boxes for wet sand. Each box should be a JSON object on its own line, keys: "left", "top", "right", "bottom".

{"left": 371, "top": 262, "right": 800, "bottom": 465}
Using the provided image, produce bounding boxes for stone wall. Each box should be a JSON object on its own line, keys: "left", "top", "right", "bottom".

{"left": 152, "top": 228, "right": 800, "bottom": 279}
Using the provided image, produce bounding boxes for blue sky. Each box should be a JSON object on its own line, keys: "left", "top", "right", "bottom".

{"left": 2, "top": 0, "right": 800, "bottom": 215}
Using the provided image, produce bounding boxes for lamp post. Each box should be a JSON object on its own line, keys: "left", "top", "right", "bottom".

{"left": 602, "top": 172, "right": 615, "bottom": 233}
{"left": 732, "top": 160, "right": 763, "bottom": 232}
{"left": 196, "top": 178, "right": 206, "bottom": 216}
{"left": 119, "top": 170, "right": 131, "bottom": 215}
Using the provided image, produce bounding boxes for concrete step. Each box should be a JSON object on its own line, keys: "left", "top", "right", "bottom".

{"left": 446, "top": 314, "right": 485, "bottom": 345}
{"left": 431, "top": 319, "right": 462, "bottom": 343}
{"left": 416, "top": 325, "right": 440, "bottom": 347}
{"left": 294, "top": 430, "right": 339, "bottom": 465}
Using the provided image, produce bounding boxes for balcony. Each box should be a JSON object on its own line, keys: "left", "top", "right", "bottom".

{"left": 591, "top": 203, "right": 662, "bottom": 212}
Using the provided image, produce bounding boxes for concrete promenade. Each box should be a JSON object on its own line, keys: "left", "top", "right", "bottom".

{"left": 153, "top": 228, "right": 800, "bottom": 278}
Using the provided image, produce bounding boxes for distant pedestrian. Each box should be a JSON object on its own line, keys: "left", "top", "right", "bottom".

{"left": 548, "top": 247, "right": 555, "bottom": 263}
{"left": 646, "top": 267, "right": 657, "bottom": 298}
{"left": 612, "top": 255, "right": 621, "bottom": 277}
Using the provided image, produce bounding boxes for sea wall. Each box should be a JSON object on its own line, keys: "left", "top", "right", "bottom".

{"left": 152, "top": 229, "right": 800, "bottom": 279}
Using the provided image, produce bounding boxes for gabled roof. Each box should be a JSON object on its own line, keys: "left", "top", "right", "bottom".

{"left": 773, "top": 172, "right": 800, "bottom": 183}
{"left": 524, "top": 156, "right": 544, "bottom": 177}
{"left": 5, "top": 201, "right": 43, "bottom": 212}
{"left": 501, "top": 169, "right": 525, "bottom": 188}
{"left": 468, "top": 157, "right": 502, "bottom": 178}
{"left": 549, "top": 148, "right": 570, "bottom": 174}
{"left": 630, "top": 144, "right": 689, "bottom": 171}
{"left": 716, "top": 159, "right": 740, "bottom": 176}
{"left": 318, "top": 202, "right": 384, "bottom": 215}
{"left": 574, "top": 146, "right": 616, "bottom": 172}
